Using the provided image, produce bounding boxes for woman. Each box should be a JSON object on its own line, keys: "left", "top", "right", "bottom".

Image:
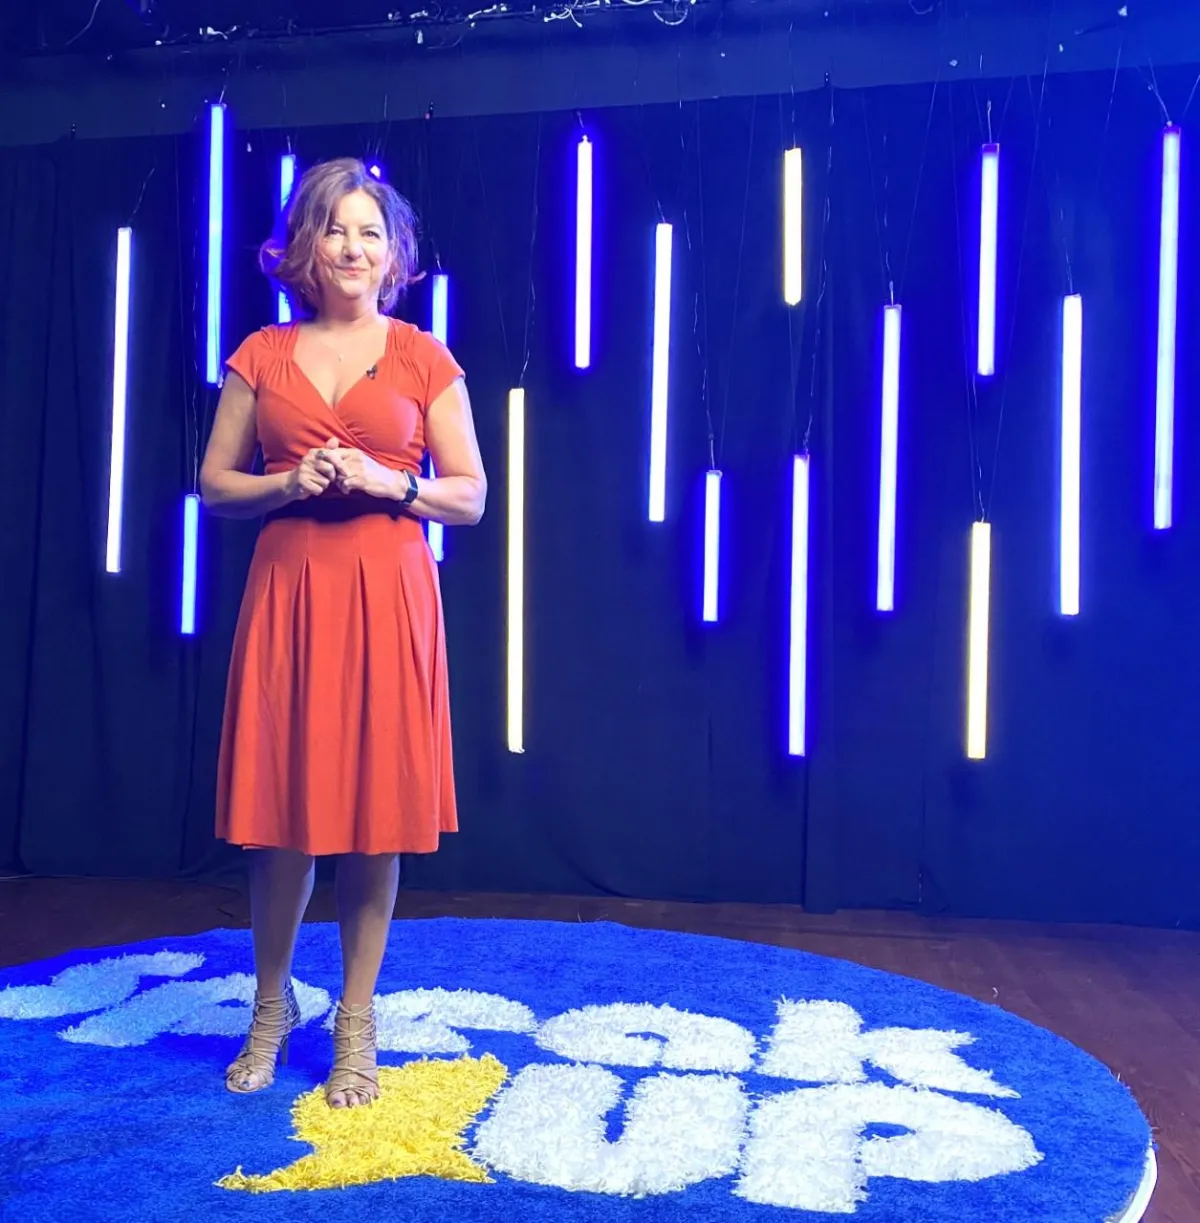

{"left": 199, "top": 158, "right": 486, "bottom": 1109}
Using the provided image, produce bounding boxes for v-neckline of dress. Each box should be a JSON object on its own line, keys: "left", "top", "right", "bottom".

{"left": 288, "top": 318, "right": 393, "bottom": 414}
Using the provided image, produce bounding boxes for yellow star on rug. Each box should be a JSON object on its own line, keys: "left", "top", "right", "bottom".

{"left": 218, "top": 1053, "right": 509, "bottom": 1193}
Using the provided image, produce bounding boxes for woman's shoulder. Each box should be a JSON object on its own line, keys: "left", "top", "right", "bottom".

{"left": 236, "top": 323, "right": 295, "bottom": 354}
{"left": 226, "top": 324, "right": 294, "bottom": 389}
{"left": 388, "top": 317, "right": 445, "bottom": 356}
{"left": 387, "top": 317, "right": 464, "bottom": 406}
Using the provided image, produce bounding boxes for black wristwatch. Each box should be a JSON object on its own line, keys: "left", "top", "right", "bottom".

{"left": 399, "top": 470, "right": 419, "bottom": 505}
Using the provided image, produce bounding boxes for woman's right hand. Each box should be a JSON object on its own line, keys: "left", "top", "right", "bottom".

{"left": 287, "top": 440, "right": 340, "bottom": 501}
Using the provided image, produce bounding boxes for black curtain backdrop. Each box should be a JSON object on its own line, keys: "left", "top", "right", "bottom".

{"left": 2, "top": 65, "right": 1197, "bottom": 927}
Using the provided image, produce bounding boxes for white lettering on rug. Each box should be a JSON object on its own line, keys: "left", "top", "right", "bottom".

{"left": 473, "top": 1062, "right": 749, "bottom": 1195}
{"left": 758, "top": 1000, "right": 1019, "bottom": 1096}
{"left": 0, "top": 951, "right": 204, "bottom": 1020}
{"left": 535, "top": 1002, "right": 756, "bottom": 1072}
{"left": 59, "top": 974, "right": 330, "bottom": 1047}
{"left": 736, "top": 1082, "right": 1042, "bottom": 1213}
{"left": 372, "top": 988, "right": 537, "bottom": 1053}
{"left": 0, "top": 956, "right": 1050, "bottom": 1211}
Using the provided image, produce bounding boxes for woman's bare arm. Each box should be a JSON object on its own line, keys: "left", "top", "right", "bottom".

{"left": 199, "top": 371, "right": 330, "bottom": 518}
{"left": 403, "top": 378, "right": 488, "bottom": 526}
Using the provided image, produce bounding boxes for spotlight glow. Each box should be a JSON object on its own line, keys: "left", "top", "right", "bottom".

{"left": 368, "top": 162, "right": 383, "bottom": 180}
{"left": 1154, "top": 125, "right": 1180, "bottom": 530}
{"left": 877, "top": 303, "right": 902, "bottom": 612}
{"left": 507, "top": 388, "right": 526, "bottom": 753}
{"left": 788, "top": 455, "right": 811, "bottom": 757}
{"left": 702, "top": 469, "right": 722, "bottom": 623}
{"left": 181, "top": 494, "right": 200, "bottom": 636}
{"left": 1060, "top": 294, "right": 1082, "bottom": 616}
{"left": 427, "top": 272, "right": 449, "bottom": 564}
{"left": 105, "top": 227, "right": 133, "bottom": 575}
{"left": 977, "top": 143, "right": 999, "bottom": 378}
{"left": 966, "top": 521, "right": 992, "bottom": 760}
{"left": 648, "top": 222, "right": 673, "bottom": 522}
{"left": 205, "top": 103, "right": 225, "bottom": 385}
{"left": 784, "top": 147, "right": 804, "bottom": 306}
{"left": 278, "top": 154, "right": 296, "bottom": 323}
{"left": 575, "top": 135, "right": 593, "bottom": 369}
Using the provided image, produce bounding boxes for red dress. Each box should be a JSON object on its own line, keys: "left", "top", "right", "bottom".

{"left": 215, "top": 318, "right": 463, "bottom": 856}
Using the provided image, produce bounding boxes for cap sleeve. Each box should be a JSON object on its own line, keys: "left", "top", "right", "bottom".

{"left": 418, "top": 331, "right": 465, "bottom": 411}
{"left": 225, "top": 328, "right": 268, "bottom": 392}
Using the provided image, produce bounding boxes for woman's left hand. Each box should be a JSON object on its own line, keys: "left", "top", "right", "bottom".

{"left": 324, "top": 442, "right": 404, "bottom": 500}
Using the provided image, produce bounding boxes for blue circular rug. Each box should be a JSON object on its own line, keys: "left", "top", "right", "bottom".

{"left": 0, "top": 917, "right": 1151, "bottom": 1222}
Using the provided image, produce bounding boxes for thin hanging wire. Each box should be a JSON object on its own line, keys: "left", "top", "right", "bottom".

{"left": 780, "top": 25, "right": 799, "bottom": 446}
{"left": 793, "top": 81, "right": 834, "bottom": 458}
{"left": 690, "top": 97, "right": 715, "bottom": 473}
{"left": 717, "top": 93, "right": 757, "bottom": 469}
{"left": 472, "top": 115, "right": 511, "bottom": 378}
{"left": 983, "top": 32, "right": 1054, "bottom": 519}
{"left": 860, "top": 91, "right": 892, "bottom": 305}
{"left": 518, "top": 110, "right": 544, "bottom": 389}
{"left": 1037, "top": 74, "right": 1075, "bottom": 298}
{"left": 189, "top": 47, "right": 247, "bottom": 496}
{"left": 367, "top": 36, "right": 397, "bottom": 171}
{"left": 418, "top": 103, "right": 442, "bottom": 278}
{"left": 897, "top": 74, "right": 939, "bottom": 303}
{"left": 636, "top": 98, "right": 669, "bottom": 226}
{"left": 948, "top": 80, "right": 985, "bottom": 522}
{"left": 805, "top": 124, "right": 832, "bottom": 454}
{"left": 175, "top": 129, "right": 202, "bottom": 499}
{"left": 1181, "top": 65, "right": 1200, "bottom": 120}
{"left": 1141, "top": 59, "right": 1172, "bottom": 125}
{"left": 1089, "top": 35, "right": 1123, "bottom": 203}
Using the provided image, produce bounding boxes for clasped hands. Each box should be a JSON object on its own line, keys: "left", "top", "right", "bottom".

{"left": 288, "top": 438, "right": 404, "bottom": 502}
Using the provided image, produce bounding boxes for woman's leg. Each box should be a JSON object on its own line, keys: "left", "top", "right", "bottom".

{"left": 226, "top": 847, "right": 315, "bottom": 1093}
{"left": 328, "top": 851, "right": 400, "bottom": 1107}
{"left": 335, "top": 851, "right": 400, "bottom": 1004}
{"left": 250, "top": 847, "right": 316, "bottom": 995}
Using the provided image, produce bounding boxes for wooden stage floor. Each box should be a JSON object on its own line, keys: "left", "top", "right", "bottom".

{"left": 1, "top": 878, "right": 1196, "bottom": 1222}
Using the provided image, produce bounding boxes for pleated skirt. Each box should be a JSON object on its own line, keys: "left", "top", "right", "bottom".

{"left": 215, "top": 499, "right": 457, "bottom": 856}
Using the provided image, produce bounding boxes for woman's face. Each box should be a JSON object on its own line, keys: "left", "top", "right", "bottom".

{"left": 315, "top": 189, "right": 391, "bottom": 310}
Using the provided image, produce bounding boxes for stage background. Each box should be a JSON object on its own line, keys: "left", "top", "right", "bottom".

{"left": 2, "top": 20, "right": 1198, "bottom": 928}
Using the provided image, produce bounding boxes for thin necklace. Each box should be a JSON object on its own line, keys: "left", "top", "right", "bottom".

{"left": 308, "top": 315, "right": 384, "bottom": 363}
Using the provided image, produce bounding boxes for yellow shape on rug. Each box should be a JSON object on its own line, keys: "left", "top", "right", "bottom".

{"left": 218, "top": 1053, "right": 508, "bottom": 1193}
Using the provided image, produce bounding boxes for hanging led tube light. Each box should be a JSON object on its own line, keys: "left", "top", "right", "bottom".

{"left": 648, "top": 222, "right": 673, "bottom": 522}
{"left": 965, "top": 521, "right": 992, "bottom": 760}
{"left": 575, "top": 135, "right": 594, "bottom": 369}
{"left": 105, "top": 227, "right": 133, "bottom": 575}
{"left": 1154, "top": 125, "right": 1181, "bottom": 531}
{"left": 788, "top": 455, "right": 811, "bottom": 757}
{"left": 783, "top": 147, "right": 804, "bottom": 306}
{"left": 977, "top": 143, "right": 1000, "bottom": 378}
{"left": 877, "top": 303, "right": 902, "bottom": 612}
{"left": 278, "top": 154, "right": 296, "bottom": 323}
{"left": 205, "top": 103, "right": 225, "bottom": 386}
{"left": 181, "top": 494, "right": 200, "bottom": 636}
{"left": 702, "top": 469, "right": 722, "bottom": 623}
{"left": 425, "top": 273, "right": 450, "bottom": 563}
{"left": 507, "top": 388, "right": 526, "bottom": 753}
{"left": 431, "top": 272, "right": 449, "bottom": 345}
{"left": 1060, "top": 294, "right": 1082, "bottom": 616}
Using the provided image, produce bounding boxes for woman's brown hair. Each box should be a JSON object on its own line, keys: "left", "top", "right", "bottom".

{"left": 261, "top": 157, "right": 420, "bottom": 317}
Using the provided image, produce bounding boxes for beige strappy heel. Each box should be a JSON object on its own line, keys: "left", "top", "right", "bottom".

{"left": 225, "top": 983, "right": 301, "bottom": 1094}
{"left": 325, "top": 1000, "right": 379, "bottom": 1108}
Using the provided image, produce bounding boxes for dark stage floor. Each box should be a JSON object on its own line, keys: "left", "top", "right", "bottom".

{"left": 1, "top": 879, "right": 1196, "bottom": 1222}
